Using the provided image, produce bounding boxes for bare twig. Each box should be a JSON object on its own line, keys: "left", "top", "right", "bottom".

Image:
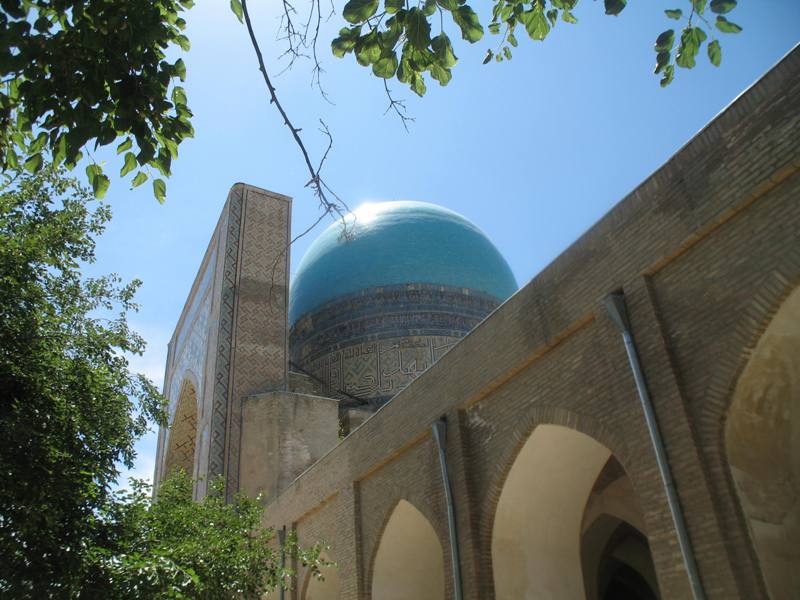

{"left": 383, "top": 80, "right": 414, "bottom": 132}
{"left": 241, "top": 0, "right": 346, "bottom": 220}
{"left": 241, "top": 0, "right": 352, "bottom": 305}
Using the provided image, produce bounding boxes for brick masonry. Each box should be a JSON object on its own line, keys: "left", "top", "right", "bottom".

{"left": 259, "top": 46, "right": 800, "bottom": 600}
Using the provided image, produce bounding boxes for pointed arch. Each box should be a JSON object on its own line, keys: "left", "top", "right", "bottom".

{"left": 371, "top": 499, "right": 445, "bottom": 600}
{"left": 725, "top": 285, "right": 800, "bottom": 599}
{"left": 163, "top": 378, "right": 199, "bottom": 478}
{"left": 491, "top": 424, "right": 659, "bottom": 600}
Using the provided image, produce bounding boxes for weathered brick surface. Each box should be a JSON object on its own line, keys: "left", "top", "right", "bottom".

{"left": 260, "top": 47, "right": 800, "bottom": 600}
{"left": 156, "top": 184, "right": 292, "bottom": 500}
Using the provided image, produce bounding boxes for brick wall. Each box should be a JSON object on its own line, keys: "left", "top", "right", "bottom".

{"left": 259, "top": 47, "right": 800, "bottom": 600}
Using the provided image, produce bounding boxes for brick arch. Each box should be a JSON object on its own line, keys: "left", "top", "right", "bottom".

{"left": 696, "top": 249, "right": 800, "bottom": 599}
{"left": 477, "top": 405, "right": 669, "bottom": 600}
{"left": 366, "top": 497, "right": 448, "bottom": 600}
{"left": 480, "top": 405, "right": 639, "bottom": 542}
{"left": 163, "top": 376, "right": 200, "bottom": 479}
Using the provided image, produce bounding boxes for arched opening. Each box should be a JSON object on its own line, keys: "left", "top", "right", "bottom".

{"left": 492, "top": 424, "right": 659, "bottom": 600}
{"left": 302, "top": 552, "right": 340, "bottom": 600}
{"left": 163, "top": 379, "right": 198, "bottom": 478}
{"left": 726, "top": 286, "right": 800, "bottom": 599}
{"left": 371, "top": 499, "right": 445, "bottom": 600}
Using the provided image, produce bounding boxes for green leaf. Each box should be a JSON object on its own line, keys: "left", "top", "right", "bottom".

{"left": 343, "top": 0, "right": 379, "bottom": 23}
{"left": 92, "top": 174, "right": 110, "bottom": 199}
{"left": 385, "top": 0, "right": 405, "bottom": 14}
{"left": 692, "top": 0, "right": 707, "bottom": 14}
{"left": 175, "top": 35, "right": 191, "bottom": 51}
{"left": 716, "top": 15, "right": 742, "bottom": 33}
{"left": 53, "top": 136, "right": 67, "bottom": 166}
{"left": 355, "top": 34, "right": 381, "bottom": 66}
{"left": 332, "top": 27, "right": 361, "bottom": 57}
{"left": 29, "top": 132, "right": 48, "bottom": 154}
{"left": 503, "top": 46, "right": 512, "bottom": 60}
{"left": 453, "top": 6, "right": 483, "bottom": 43}
{"left": 604, "top": 0, "right": 626, "bottom": 16}
{"left": 508, "top": 32, "right": 518, "bottom": 46}
{"left": 120, "top": 152, "right": 138, "bottom": 177}
{"left": 131, "top": 172, "right": 148, "bottom": 188}
{"left": 410, "top": 72, "right": 426, "bottom": 96}
{"left": 521, "top": 9, "right": 550, "bottom": 41}
{"left": 406, "top": 8, "right": 431, "bottom": 49}
{"left": 86, "top": 163, "right": 102, "bottom": 180}
{"left": 230, "top": 0, "right": 243, "bottom": 23}
{"left": 6, "top": 147, "right": 20, "bottom": 170}
{"left": 116, "top": 138, "right": 133, "bottom": 154}
{"left": 483, "top": 49, "right": 493, "bottom": 64}
{"left": 655, "top": 30, "right": 675, "bottom": 52}
{"left": 430, "top": 63, "right": 452, "bottom": 86}
{"left": 153, "top": 178, "right": 167, "bottom": 204}
{"left": 660, "top": 64, "right": 675, "bottom": 87}
{"left": 372, "top": 51, "right": 399, "bottom": 78}
{"left": 172, "top": 86, "right": 188, "bottom": 106}
{"left": 174, "top": 59, "right": 187, "bottom": 81}
{"left": 562, "top": 10, "right": 577, "bottom": 24}
{"left": 707, "top": 39, "right": 722, "bottom": 66}
{"left": 546, "top": 9, "right": 558, "bottom": 27}
{"left": 654, "top": 51, "right": 670, "bottom": 74}
{"left": 665, "top": 8, "right": 682, "bottom": 19}
{"left": 676, "top": 27, "right": 707, "bottom": 69}
{"left": 710, "top": 0, "right": 736, "bottom": 14}
{"left": 431, "top": 34, "right": 457, "bottom": 68}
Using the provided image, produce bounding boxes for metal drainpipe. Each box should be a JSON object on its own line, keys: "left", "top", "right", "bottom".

{"left": 603, "top": 292, "right": 706, "bottom": 600}
{"left": 278, "top": 525, "right": 286, "bottom": 600}
{"left": 432, "top": 417, "right": 464, "bottom": 600}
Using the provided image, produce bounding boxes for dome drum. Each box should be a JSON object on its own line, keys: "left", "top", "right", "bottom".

{"left": 290, "top": 283, "right": 502, "bottom": 404}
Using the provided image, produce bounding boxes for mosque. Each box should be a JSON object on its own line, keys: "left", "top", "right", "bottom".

{"left": 153, "top": 48, "right": 800, "bottom": 599}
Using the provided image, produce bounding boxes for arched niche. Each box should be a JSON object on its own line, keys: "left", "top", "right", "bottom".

{"left": 726, "top": 286, "right": 800, "bottom": 599}
{"left": 492, "top": 424, "right": 659, "bottom": 600}
{"left": 163, "top": 379, "right": 198, "bottom": 478}
{"left": 371, "top": 499, "right": 445, "bottom": 600}
{"left": 302, "top": 552, "right": 340, "bottom": 600}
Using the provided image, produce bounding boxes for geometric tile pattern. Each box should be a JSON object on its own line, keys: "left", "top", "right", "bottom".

{"left": 203, "top": 185, "right": 292, "bottom": 498}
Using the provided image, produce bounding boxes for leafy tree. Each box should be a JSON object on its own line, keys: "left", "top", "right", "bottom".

{"left": 0, "top": 166, "right": 326, "bottom": 597}
{"left": 0, "top": 0, "right": 195, "bottom": 202}
{"left": 84, "top": 470, "right": 325, "bottom": 599}
{"left": 328, "top": 0, "right": 744, "bottom": 94}
{"left": 0, "top": 165, "right": 163, "bottom": 596}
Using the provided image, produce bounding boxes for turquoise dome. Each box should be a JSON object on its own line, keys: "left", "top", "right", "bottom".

{"left": 289, "top": 201, "right": 517, "bottom": 324}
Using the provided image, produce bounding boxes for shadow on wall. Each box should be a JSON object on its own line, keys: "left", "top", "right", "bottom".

{"left": 726, "top": 286, "right": 800, "bottom": 600}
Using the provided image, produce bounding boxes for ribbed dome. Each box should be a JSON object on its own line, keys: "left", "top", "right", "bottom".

{"left": 289, "top": 201, "right": 517, "bottom": 324}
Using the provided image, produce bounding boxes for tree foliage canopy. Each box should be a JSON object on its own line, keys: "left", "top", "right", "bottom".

{"left": 0, "top": 0, "right": 195, "bottom": 202}
{"left": 0, "top": 165, "right": 162, "bottom": 595}
{"left": 85, "top": 471, "right": 325, "bottom": 599}
{"left": 328, "top": 0, "right": 743, "bottom": 94}
{"left": 0, "top": 167, "right": 325, "bottom": 597}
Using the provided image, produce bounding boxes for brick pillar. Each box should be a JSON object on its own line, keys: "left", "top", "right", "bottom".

{"left": 444, "top": 409, "right": 484, "bottom": 600}
{"left": 622, "top": 276, "right": 752, "bottom": 599}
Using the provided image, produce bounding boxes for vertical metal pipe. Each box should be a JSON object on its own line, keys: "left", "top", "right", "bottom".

{"left": 432, "top": 418, "right": 464, "bottom": 600}
{"left": 278, "top": 525, "right": 286, "bottom": 600}
{"left": 604, "top": 292, "right": 706, "bottom": 600}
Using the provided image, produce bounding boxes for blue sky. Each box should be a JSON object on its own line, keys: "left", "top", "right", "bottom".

{"left": 99, "top": 1, "right": 799, "bottom": 484}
